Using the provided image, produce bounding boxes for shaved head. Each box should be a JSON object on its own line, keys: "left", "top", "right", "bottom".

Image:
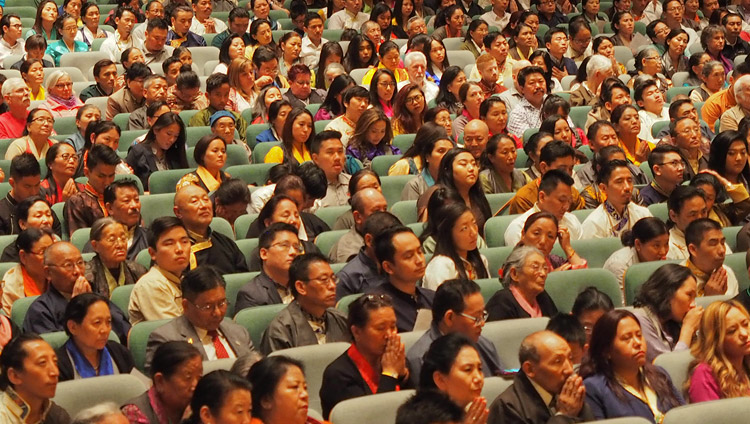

{"left": 174, "top": 184, "right": 213, "bottom": 232}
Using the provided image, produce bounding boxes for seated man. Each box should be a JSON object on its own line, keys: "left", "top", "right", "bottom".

{"left": 0, "top": 153, "right": 44, "bottom": 235}
{"left": 397, "top": 51, "right": 438, "bottom": 103}
{"left": 574, "top": 122, "right": 649, "bottom": 190}
{"left": 129, "top": 217, "right": 192, "bottom": 324}
{"left": 100, "top": 6, "right": 137, "bottom": 62}
{"left": 213, "top": 178, "right": 251, "bottom": 229}
{"left": 655, "top": 99, "right": 714, "bottom": 150}
{"left": 337, "top": 211, "right": 401, "bottom": 300}
{"left": 167, "top": 5, "right": 207, "bottom": 47}
{"left": 188, "top": 73, "right": 249, "bottom": 144}
{"left": 64, "top": 144, "right": 119, "bottom": 237}
{"left": 190, "top": 0, "right": 228, "bottom": 35}
{"left": 369, "top": 226, "right": 434, "bottom": 332}
{"left": 505, "top": 169, "right": 583, "bottom": 246}
{"left": 581, "top": 159, "right": 652, "bottom": 239}
{"left": 0, "top": 78, "right": 30, "bottom": 140}
{"left": 671, "top": 116, "right": 708, "bottom": 180}
{"left": 570, "top": 54, "right": 611, "bottom": 107}
{"left": 0, "top": 14, "right": 25, "bottom": 69}
{"left": 635, "top": 77, "right": 669, "bottom": 144}
{"left": 579, "top": 146, "right": 645, "bottom": 209}
{"left": 406, "top": 278, "right": 503, "bottom": 385}
{"left": 584, "top": 78, "right": 632, "bottom": 132}
{"left": 106, "top": 62, "right": 151, "bottom": 120}
{"left": 640, "top": 144, "right": 685, "bottom": 206}
{"left": 128, "top": 74, "right": 168, "bottom": 130}
{"left": 173, "top": 184, "right": 248, "bottom": 275}
{"left": 509, "top": 140, "right": 585, "bottom": 214}
{"left": 211, "top": 7, "right": 252, "bottom": 48}
{"left": 507, "top": 66, "right": 547, "bottom": 137}
{"left": 103, "top": 180, "right": 148, "bottom": 261}
{"left": 463, "top": 120, "right": 489, "bottom": 161}
{"left": 327, "top": 0, "right": 369, "bottom": 30}
{"left": 141, "top": 20, "right": 174, "bottom": 66}
{"left": 683, "top": 218, "right": 739, "bottom": 296}
{"left": 544, "top": 27, "right": 577, "bottom": 81}
{"left": 283, "top": 64, "right": 326, "bottom": 109}
{"left": 167, "top": 70, "right": 209, "bottom": 113}
{"left": 329, "top": 187, "right": 388, "bottom": 263}
{"left": 144, "top": 266, "right": 256, "bottom": 370}
{"left": 79, "top": 59, "right": 118, "bottom": 103}
{"left": 324, "top": 86, "right": 370, "bottom": 146}
{"left": 260, "top": 253, "right": 351, "bottom": 354}
{"left": 23, "top": 242, "right": 130, "bottom": 342}
{"left": 545, "top": 313, "right": 587, "bottom": 367}
{"left": 235, "top": 222, "right": 300, "bottom": 312}
{"left": 487, "top": 331, "right": 594, "bottom": 424}
{"left": 667, "top": 185, "right": 709, "bottom": 259}
{"left": 476, "top": 54, "right": 506, "bottom": 98}
{"left": 311, "top": 130, "right": 350, "bottom": 208}
{"left": 9, "top": 34, "right": 53, "bottom": 70}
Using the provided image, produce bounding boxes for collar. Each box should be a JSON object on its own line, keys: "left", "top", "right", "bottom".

{"left": 357, "top": 248, "right": 379, "bottom": 271}
{"left": 649, "top": 180, "right": 670, "bottom": 197}
{"left": 187, "top": 227, "right": 212, "bottom": 243}
{"left": 154, "top": 265, "right": 182, "bottom": 285}
{"left": 528, "top": 377, "right": 555, "bottom": 410}
{"left": 384, "top": 281, "right": 421, "bottom": 303}
{"left": 0, "top": 37, "right": 19, "bottom": 49}
{"left": 685, "top": 258, "right": 712, "bottom": 286}
{"left": 1, "top": 386, "right": 54, "bottom": 422}
{"left": 603, "top": 200, "right": 627, "bottom": 221}
{"left": 301, "top": 304, "right": 327, "bottom": 325}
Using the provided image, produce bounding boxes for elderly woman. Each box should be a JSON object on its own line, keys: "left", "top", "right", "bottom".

{"left": 40, "top": 143, "right": 83, "bottom": 205}
{"left": 176, "top": 134, "right": 229, "bottom": 193}
{"left": 184, "top": 370, "right": 253, "bottom": 424}
{"left": 84, "top": 217, "right": 147, "bottom": 299}
{"left": 690, "top": 61, "right": 725, "bottom": 103}
{"left": 44, "top": 70, "right": 85, "bottom": 118}
{"left": 0, "top": 335, "right": 70, "bottom": 423}
{"left": 210, "top": 110, "right": 252, "bottom": 161}
{"left": 515, "top": 211, "right": 587, "bottom": 271}
{"left": 20, "top": 59, "right": 45, "bottom": 101}
{"left": 320, "top": 294, "right": 411, "bottom": 419}
{"left": 56, "top": 293, "right": 135, "bottom": 381}
{"left": 0, "top": 228, "right": 55, "bottom": 315}
{"left": 122, "top": 341, "right": 203, "bottom": 424}
{"left": 486, "top": 245, "right": 559, "bottom": 321}
{"left": 719, "top": 75, "right": 750, "bottom": 132}
{"left": 632, "top": 263, "right": 704, "bottom": 362}
{"left": 703, "top": 25, "right": 733, "bottom": 74}
{"left": 5, "top": 108, "right": 57, "bottom": 160}
{"left": 45, "top": 14, "right": 89, "bottom": 67}
{"left": 0, "top": 197, "right": 57, "bottom": 262}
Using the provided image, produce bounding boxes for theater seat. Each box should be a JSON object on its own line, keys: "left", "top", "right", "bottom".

{"left": 234, "top": 303, "right": 286, "bottom": 346}
{"left": 482, "top": 317, "right": 549, "bottom": 371}
{"left": 329, "top": 389, "right": 416, "bottom": 424}
{"left": 662, "top": 397, "right": 750, "bottom": 424}
{"left": 52, "top": 374, "right": 147, "bottom": 417}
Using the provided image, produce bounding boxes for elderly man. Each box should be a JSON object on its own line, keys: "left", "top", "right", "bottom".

{"left": 487, "top": 331, "right": 594, "bottom": 424}
{"left": 361, "top": 20, "right": 382, "bottom": 47}
{"left": 463, "top": 120, "right": 490, "bottom": 160}
{"left": 0, "top": 78, "right": 29, "bottom": 139}
{"left": 720, "top": 75, "right": 750, "bottom": 132}
{"left": 167, "top": 70, "right": 209, "bottom": 113}
{"left": 683, "top": 218, "right": 739, "bottom": 297}
{"left": 128, "top": 74, "right": 168, "bottom": 130}
{"left": 671, "top": 117, "right": 708, "bottom": 180}
{"left": 104, "top": 180, "right": 147, "bottom": 260}
{"left": 507, "top": 66, "right": 547, "bottom": 137}
{"left": 570, "top": 54, "right": 612, "bottom": 107}
{"left": 174, "top": 184, "right": 248, "bottom": 275}
{"left": 407, "top": 279, "right": 503, "bottom": 385}
{"left": 80, "top": 59, "right": 118, "bottom": 103}
{"left": 311, "top": 130, "right": 350, "bottom": 208}
{"left": 144, "top": 266, "right": 256, "bottom": 370}
{"left": 129, "top": 217, "right": 192, "bottom": 324}
{"left": 140, "top": 18, "right": 174, "bottom": 65}
{"left": 260, "top": 253, "right": 351, "bottom": 354}
{"left": 213, "top": 178, "right": 251, "bottom": 228}
{"left": 23, "top": 242, "right": 131, "bottom": 341}
{"left": 397, "top": 51, "right": 439, "bottom": 103}
{"left": 0, "top": 14, "right": 24, "bottom": 68}
{"left": 64, "top": 144, "right": 119, "bottom": 236}
{"left": 329, "top": 187, "right": 388, "bottom": 263}
{"left": 283, "top": 64, "right": 326, "bottom": 109}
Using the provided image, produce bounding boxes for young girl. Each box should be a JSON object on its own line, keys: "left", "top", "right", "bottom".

{"left": 346, "top": 108, "right": 401, "bottom": 169}
{"left": 264, "top": 107, "right": 314, "bottom": 165}
{"left": 343, "top": 34, "right": 377, "bottom": 73}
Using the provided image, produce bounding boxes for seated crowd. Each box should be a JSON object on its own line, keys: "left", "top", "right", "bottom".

{"left": 2, "top": 0, "right": 750, "bottom": 422}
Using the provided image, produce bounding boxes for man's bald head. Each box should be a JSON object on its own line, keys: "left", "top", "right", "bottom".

{"left": 519, "top": 330, "right": 575, "bottom": 395}
{"left": 463, "top": 120, "right": 489, "bottom": 159}
{"left": 44, "top": 242, "right": 85, "bottom": 294}
{"left": 352, "top": 188, "right": 388, "bottom": 230}
{"left": 174, "top": 184, "right": 213, "bottom": 232}
{"left": 44, "top": 241, "right": 80, "bottom": 265}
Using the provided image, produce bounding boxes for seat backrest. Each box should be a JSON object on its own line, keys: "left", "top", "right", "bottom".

{"left": 314, "top": 206, "right": 351, "bottom": 229}
{"left": 483, "top": 215, "right": 520, "bottom": 247}
{"left": 202, "top": 357, "right": 237, "bottom": 375}
{"left": 725, "top": 252, "right": 750, "bottom": 292}
{"left": 315, "top": 229, "right": 350, "bottom": 257}
{"left": 234, "top": 303, "right": 286, "bottom": 346}
{"left": 545, "top": 268, "right": 623, "bottom": 312}
{"left": 110, "top": 284, "right": 135, "bottom": 321}
{"left": 148, "top": 168, "right": 196, "bottom": 194}
{"left": 480, "top": 246, "right": 515, "bottom": 278}
{"left": 210, "top": 217, "right": 235, "bottom": 240}
{"left": 390, "top": 200, "right": 418, "bottom": 225}
{"left": 225, "top": 163, "right": 275, "bottom": 186}
{"left": 653, "top": 348, "right": 695, "bottom": 395}
{"left": 234, "top": 214, "right": 258, "bottom": 240}
{"left": 662, "top": 397, "right": 750, "bottom": 424}
{"left": 569, "top": 237, "right": 624, "bottom": 269}
{"left": 140, "top": 193, "right": 177, "bottom": 227}
{"left": 269, "top": 342, "right": 350, "bottom": 415}
{"left": 128, "top": 318, "right": 172, "bottom": 372}
{"left": 371, "top": 155, "right": 403, "bottom": 177}
{"left": 335, "top": 293, "right": 363, "bottom": 314}
{"left": 475, "top": 278, "right": 503, "bottom": 303}
{"left": 224, "top": 271, "right": 259, "bottom": 317}
{"left": 482, "top": 317, "right": 550, "bottom": 371}
{"left": 486, "top": 193, "right": 515, "bottom": 216}
{"left": 252, "top": 141, "right": 281, "bottom": 163}
{"left": 52, "top": 374, "right": 148, "bottom": 417}
{"left": 623, "top": 260, "right": 681, "bottom": 305}
{"left": 482, "top": 376, "right": 513, "bottom": 402}
{"left": 70, "top": 228, "right": 92, "bottom": 252}
{"left": 10, "top": 295, "right": 38, "bottom": 329}
{"left": 329, "top": 389, "right": 416, "bottom": 424}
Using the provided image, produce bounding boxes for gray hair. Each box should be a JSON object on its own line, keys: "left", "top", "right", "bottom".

{"left": 143, "top": 74, "right": 167, "bottom": 90}
{"left": 734, "top": 75, "right": 750, "bottom": 99}
{"left": 45, "top": 70, "right": 71, "bottom": 92}
{"left": 360, "top": 20, "right": 379, "bottom": 34}
{"left": 701, "top": 60, "right": 723, "bottom": 78}
{"left": 1, "top": 77, "right": 27, "bottom": 97}
{"left": 407, "top": 16, "right": 425, "bottom": 31}
{"left": 404, "top": 51, "right": 427, "bottom": 68}
{"left": 229, "top": 351, "right": 264, "bottom": 377}
{"left": 71, "top": 402, "right": 125, "bottom": 424}
{"left": 586, "top": 54, "right": 611, "bottom": 78}
{"left": 501, "top": 245, "right": 545, "bottom": 288}
{"left": 90, "top": 217, "right": 123, "bottom": 242}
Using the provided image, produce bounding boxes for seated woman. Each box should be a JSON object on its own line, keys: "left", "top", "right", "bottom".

{"left": 251, "top": 85, "right": 284, "bottom": 124}
{"left": 256, "top": 100, "right": 293, "bottom": 144}
{"left": 0, "top": 335, "right": 70, "bottom": 423}
{"left": 425, "top": 38, "right": 449, "bottom": 85}
{"left": 64, "top": 104, "right": 100, "bottom": 153}
{"left": 244, "top": 20, "right": 275, "bottom": 63}
{"left": 516, "top": 211, "right": 587, "bottom": 271}
{"left": 320, "top": 294, "right": 411, "bottom": 419}
{"left": 480, "top": 98, "right": 517, "bottom": 146}
{"left": 424, "top": 202, "right": 489, "bottom": 290}
{"left": 632, "top": 263, "right": 703, "bottom": 363}
{"left": 5, "top": 108, "right": 57, "bottom": 160}
{"left": 369, "top": 69, "right": 397, "bottom": 118}
{"left": 314, "top": 74, "right": 356, "bottom": 121}
{"left": 509, "top": 23, "right": 537, "bottom": 62}
{"left": 126, "top": 112, "right": 189, "bottom": 191}
{"left": 603, "top": 217, "right": 669, "bottom": 298}
{"left": 392, "top": 83, "right": 427, "bottom": 136}
{"left": 277, "top": 32, "right": 302, "bottom": 79}
{"left": 420, "top": 333, "right": 489, "bottom": 421}
{"left": 572, "top": 286, "right": 615, "bottom": 344}
{"left": 343, "top": 34, "right": 377, "bottom": 73}
{"left": 432, "top": 5, "right": 466, "bottom": 41}
{"left": 184, "top": 370, "right": 253, "bottom": 424}
{"left": 684, "top": 52, "right": 710, "bottom": 87}
{"left": 346, "top": 108, "right": 400, "bottom": 169}
{"left": 690, "top": 170, "right": 750, "bottom": 227}
{"left": 703, "top": 24, "right": 733, "bottom": 74}
{"left": 0, "top": 228, "right": 55, "bottom": 314}
{"left": 45, "top": 15, "right": 89, "bottom": 67}
{"left": 452, "top": 82, "right": 483, "bottom": 140}
{"left": 84, "top": 217, "right": 147, "bottom": 298}
{"left": 40, "top": 143, "right": 84, "bottom": 206}
{"left": 401, "top": 134, "right": 453, "bottom": 201}
{"left": 314, "top": 42, "right": 345, "bottom": 90}
{"left": 361, "top": 41, "right": 410, "bottom": 86}
{"left": 4, "top": 198, "right": 57, "bottom": 263}
{"left": 20, "top": 59, "right": 46, "bottom": 101}
{"left": 689, "top": 61, "right": 725, "bottom": 103}
{"left": 581, "top": 309, "right": 684, "bottom": 422}
{"left": 248, "top": 355, "right": 323, "bottom": 424}
{"left": 627, "top": 49, "right": 672, "bottom": 100}
{"left": 661, "top": 29, "right": 690, "bottom": 79}
{"left": 176, "top": 135, "right": 229, "bottom": 193}
{"left": 436, "top": 67, "right": 467, "bottom": 115}
{"left": 461, "top": 20, "right": 488, "bottom": 60}
{"left": 522, "top": 131, "right": 554, "bottom": 180}
{"left": 539, "top": 114, "right": 578, "bottom": 149}
{"left": 708, "top": 129, "right": 750, "bottom": 190}
{"left": 29, "top": 0, "right": 60, "bottom": 40}
{"left": 611, "top": 11, "right": 642, "bottom": 54}
{"left": 57, "top": 293, "right": 134, "bottom": 381}
{"left": 214, "top": 34, "right": 247, "bottom": 75}
{"left": 425, "top": 106, "right": 453, "bottom": 138}
{"left": 594, "top": 36, "right": 627, "bottom": 76}
{"left": 75, "top": 2, "right": 111, "bottom": 48}
{"left": 122, "top": 341, "right": 203, "bottom": 424}
{"left": 611, "top": 104, "right": 653, "bottom": 166}
{"left": 419, "top": 186, "right": 488, "bottom": 254}
{"left": 480, "top": 134, "right": 528, "bottom": 194}
{"left": 486, "top": 245, "right": 559, "bottom": 321}
{"left": 82, "top": 120, "right": 133, "bottom": 176}
{"left": 44, "top": 70, "right": 85, "bottom": 118}
{"left": 688, "top": 300, "right": 750, "bottom": 402}
{"left": 227, "top": 57, "right": 259, "bottom": 112}
{"left": 388, "top": 122, "right": 448, "bottom": 176}
{"left": 264, "top": 108, "right": 314, "bottom": 165}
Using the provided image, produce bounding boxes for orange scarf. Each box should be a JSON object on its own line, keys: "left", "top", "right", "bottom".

{"left": 21, "top": 266, "right": 41, "bottom": 297}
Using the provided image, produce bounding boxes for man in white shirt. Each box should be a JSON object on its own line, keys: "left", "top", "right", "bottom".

{"left": 311, "top": 131, "right": 351, "bottom": 209}
{"left": 469, "top": 32, "right": 514, "bottom": 86}
{"left": 636, "top": 77, "right": 669, "bottom": 143}
{"left": 100, "top": 6, "right": 137, "bottom": 62}
{"left": 480, "top": 0, "right": 510, "bottom": 30}
{"left": 498, "top": 59, "right": 530, "bottom": 110}
{"left": 682, "top": 218, "right": 739, "bottom": 296}
{"left": 665, "top": 185, "right": 733, "bottom": 259}
{"left": 132, "top": 0, "right": 165, "bottom": 45}
{"left": 0, "top": 15, "right": 25, "bottom": 69}
{"left": 582, "top": 159, "right": 653, "bottom": 239}
{"left": 507, "top": 66, "right": 547, "bottom": 137}
{"left": 300, "top": 13, "right": 327, "bottom": 70}
{"left": 190, "top": 0, "right": 228, "bottom": 35}
{"left": 505, "top": 169, "right": 583, "bottom": 246}
{"left": 397, "top": 51, "right": 439, "bottom": 103}
{"left": 328, "top": 0, "right": 369, "bottom": 30}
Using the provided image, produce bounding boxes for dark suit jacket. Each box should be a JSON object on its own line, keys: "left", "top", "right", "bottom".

{"left": 235, "top": 271, "right": 283, "bottom": 313}
{"left": 488, "top": 371, "right": 595, "bottom": 424}
{"left": 125, "top": 143, "right": 187, "bottom": 191}
{"left": 259, "top": 300, "right": 351, "bottom": 354}
{"left": 486, "top": 288, "right": 559, "bottom": 322}
{"left": 583, "top": 371, "right": 684, "bottom": 422}
{"left": 55, "top": 340, "right": 135, "bottom": 382}
{"left": 144, "top": 315, "right": 256, "bottom": 371}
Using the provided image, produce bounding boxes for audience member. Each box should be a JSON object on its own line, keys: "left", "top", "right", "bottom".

{"left": 603, "top": 217, "right": 669, "bottom": 295}
{"left": 247, "top": 355, "right": 321, "bottom": 424}
{"left": 682, "top": 218, "right": 739, "bottom": 296}
{"left": 507, "top": 66, "right": 547, "bottom": 137}
{"left": 0, "top": 196, "right": 54, "bottom": 262}
{"left": 105, "top": 62, "right": 150, "bottom": 120}
{"left": 640, "top": 144, "right": 685, "bottom": 206}
{"left": 84, "top": 217, "right": 147, "bottom": 298}
{"left": 1, "top": 228, "right": 54, "bottom": 314}
{"left": 310, "top": 130, "right": 350, "bottom": 208}
{"left": 329, "top": 188, "right": 387, "bottom": 263}
{"left": 395, "top": 390, "right": 465, "bottom": 424}
{"left": 667, "top": 185, "right": 709, "bottom": 259}
{"left": 546, "top": 313, "right": 588, "bottom": 366}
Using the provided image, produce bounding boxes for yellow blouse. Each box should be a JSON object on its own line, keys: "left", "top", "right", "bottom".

{"left": 29, "top": 86, "right": 45, "bottom": 101}
{"left": 264, "top": 144, "right": 312, "bottom": 164}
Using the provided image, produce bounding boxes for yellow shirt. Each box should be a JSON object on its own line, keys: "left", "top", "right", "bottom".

{"left": 29, "top": 85, "right": 45, "bottom": 101}
{"left": 362, "top": 63, "right": 409, "bottom": 86}
{"left": 264, "top": 144, "right": 312, "bottom": 164}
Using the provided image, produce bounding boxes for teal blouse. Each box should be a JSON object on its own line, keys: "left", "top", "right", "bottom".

{"left": 45, "top": 40, "right": 89, "bottom": 66}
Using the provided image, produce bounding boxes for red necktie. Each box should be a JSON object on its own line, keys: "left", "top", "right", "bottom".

{"left": 208, "top": 330, "right": 230, "bottom": 359}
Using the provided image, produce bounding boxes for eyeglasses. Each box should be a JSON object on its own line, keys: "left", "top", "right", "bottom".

{"left": 102, "top": 235, "right": 128, "bottom": 245}
{"left": 364, "top": 293, "right": 392, "bottom": 305}
{"left": 33, "top": 117, "right": 54, "bottom": 125}
{"left": 659, "top": 159, "right": 685, "bottom": 168}
{"left": 55, "top": 82, "right": 73, "bottom": 89}
{"left": 458, "top": 310, "right": 489, "bottom": 327}
{"left": 406, "top": 93, "right": 424, "bottom": 104}
{"left": 58, "top": 153, "right": 78, "bottom": 162}
{"left": 271, "top": 241, "right": 304, "bottom": 253}
{"left": 306, "top": 274, "right": 338, "bottom": 286}
{"left": 49, "top": 259, "right": 85, "bottom": 272}
{"left": 679, "top": 127, "right": 701, "bottom": 136}
{"left": 378, "top": 82, "right": 396, "bottom": 88}
{"left": 525, "top": 262, "right": 549, "bottom": 273}
{"left": 190, "top": 298, "right": 229, "bottom": 312}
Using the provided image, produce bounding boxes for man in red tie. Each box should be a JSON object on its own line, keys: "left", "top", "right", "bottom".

{"left": 143, "top": 265, "right": 258, "bottom": 372}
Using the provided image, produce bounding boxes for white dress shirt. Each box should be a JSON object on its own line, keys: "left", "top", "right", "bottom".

{"left": 0, "top": 37, "right": 25, "bottom": 68}
{"left": 581, "top": 202, "right": 653, "bottom": 239}
{"left": 190, "top": 16, "right": 228, "bottom": 36}
{"left": 195, "top": 326, "right": 236, "bottom": 360}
